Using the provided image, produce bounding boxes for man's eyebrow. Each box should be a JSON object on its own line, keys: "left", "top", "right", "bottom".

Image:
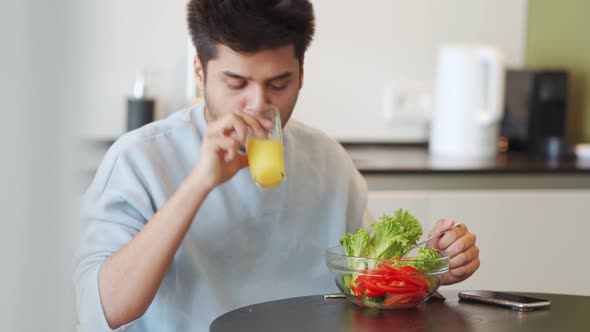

{"left": 267, "top": 72, "right": 292, "bottom": 82}
{"left": 221, "top": 71, "right": 292, "bottom": 82}
{"left": 222, "top": 71, "right": 250, "bottom": 80}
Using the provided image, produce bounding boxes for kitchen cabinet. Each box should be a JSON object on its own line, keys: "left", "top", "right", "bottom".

{"left": 367, "top": 189, "right": 590, "bottom": 296}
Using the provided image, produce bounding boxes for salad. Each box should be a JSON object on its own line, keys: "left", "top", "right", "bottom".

{"left": 338, "top": 209, "right": 447, "bottom": 307}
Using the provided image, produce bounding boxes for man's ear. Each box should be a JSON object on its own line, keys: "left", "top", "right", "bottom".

{"left": 194, "top": 55, "right": 205, "bottom": 90}
{"left": 299, "top": 59, "right": 305, "bottom": 90}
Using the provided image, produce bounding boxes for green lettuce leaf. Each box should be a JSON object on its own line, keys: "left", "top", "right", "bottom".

{"left": 362, "top": 209, "right": 423, "bottom": 259}
{"left": 405, "top": 248, "right": 445, "bottom": 272}
{"left": 340, "top": 228, "right": 371, "bottom": 257}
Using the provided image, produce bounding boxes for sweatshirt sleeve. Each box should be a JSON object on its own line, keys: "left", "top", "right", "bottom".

{"left": 74, "top": 145, "right": 155, "bottom": 331}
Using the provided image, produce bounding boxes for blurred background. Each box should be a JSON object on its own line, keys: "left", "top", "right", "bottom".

{"left": 3, "top": 0, "right": 590, "bottom": 331}
{"left": 2, "top": 0, "right": 77, "bottom": 331}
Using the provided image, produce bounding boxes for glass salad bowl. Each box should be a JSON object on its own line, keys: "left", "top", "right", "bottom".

{"left": 326, "top": 245, "right": 449, "bottom": 309}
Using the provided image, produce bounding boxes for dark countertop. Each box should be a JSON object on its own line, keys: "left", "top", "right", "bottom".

{"left": 81, "top": 139, "right": 590, "bottom": 177}
{"left": 211, "top": 290, "right": 590, "bottom": 332}
{"left": 343, "top": 144, "right": 590, "bottom": 175}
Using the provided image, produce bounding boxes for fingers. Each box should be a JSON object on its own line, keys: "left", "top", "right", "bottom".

{"left": 241, "top": 109, "right": 274, "bottom": 129}
{"left": 209, "top": 111, "right": 272, "bottom": 144}
{"left": 205, "top": 110, "right": 275, "bottom": 165}
{"left": 429, "top": 218, "right": 455, "bottom": 237}
{"left": 449, "top": 256, "right": 480, "bottom": 279}
{"left": 212, "top": 136, "right": 240, "bottom": 162}
{"left": 233, "top": 111, "right": 272, "bottom": 138}
{"left": 441, "top": 227, "right": 475, "bottom": 256}
{"left": 437, "top": 223, "right": 469, "bottom": 251}
{"left": 204, "top": 111, "right": 273, "bottom": 166}
{"left": 426, "top": 218, "right": 455, "bottom": 249}
{"left": 442, "top": 256, "right": 480, "bottom": 285}
{"left": 193, "top": 110, "right": 272, "bottom": 189}
{"left": 235, "top": 154, "right": 249, "bottom": 168}
{"left": 428, "top": 219, "right": 480, "bottom": 285}
{"left": 448, "top": 244, "right": 479, "bottom": 269}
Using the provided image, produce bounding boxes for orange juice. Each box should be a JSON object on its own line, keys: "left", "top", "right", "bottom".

{"left": 246, "top": 138, "right": 285, "bottom": 188}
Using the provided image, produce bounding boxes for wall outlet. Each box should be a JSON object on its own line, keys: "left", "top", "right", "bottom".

{"left": 382, "top": 80, "right": 433, "bottom": 123}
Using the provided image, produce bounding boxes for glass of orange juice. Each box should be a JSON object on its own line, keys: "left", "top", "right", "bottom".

{"left": 245, "top": 105, "right": 285, "bottom": 189}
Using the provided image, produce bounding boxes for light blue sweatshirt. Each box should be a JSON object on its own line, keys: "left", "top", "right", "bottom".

{"left": 74, "top": 104, "right": 368, "bottom": 331}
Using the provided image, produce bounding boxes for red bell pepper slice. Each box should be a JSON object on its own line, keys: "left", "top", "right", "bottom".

{"left": 399, "top": 265, "right": 420, "bottom": 274}
{"left": 374, "top": 282, "right": 420, "bottom": 294}
{"left": 402, "top": 276, "right": 431, "bottom": 290}
{"left": 364, "top": 289, "right": 384, "bottom": 298}
{"left": 362, "top": 280, "right": 386, "bottom": 297}
{"left": 379, "top": 264, "right": 405, "bottom": 275}
{"left": 384, "top": 289, "right": 427, "bottom": 305}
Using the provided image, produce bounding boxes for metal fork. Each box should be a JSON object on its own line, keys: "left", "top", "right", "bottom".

{"left": 400, "top": 223, "right": 463, "bottom": 258}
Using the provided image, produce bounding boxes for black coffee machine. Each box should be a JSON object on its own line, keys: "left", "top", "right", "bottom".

{"left": 501, "top": 69, "right": 574, "bottom": 159}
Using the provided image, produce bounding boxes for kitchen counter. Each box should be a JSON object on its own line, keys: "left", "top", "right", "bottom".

{"left": 81, "top": 140, "right": 590, "bottom": 190}
{"left": 343, "top": 144, "right": 590, "bottom": 190}
{"left": 344, "top": 143, "right": 590, "bottom": 174}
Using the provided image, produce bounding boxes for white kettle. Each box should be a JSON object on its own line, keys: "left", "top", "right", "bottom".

{"left": 429, "top": 45, "right": 505, "bottom": 161}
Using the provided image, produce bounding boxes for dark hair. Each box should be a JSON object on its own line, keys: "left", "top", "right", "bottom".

{"left": 187, "top": 0, "right": 315, "bottom": 71}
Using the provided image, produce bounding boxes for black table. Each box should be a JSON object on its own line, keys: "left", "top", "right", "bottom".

{"left": 210, "top": 290, "right": 590, "bottom": 332}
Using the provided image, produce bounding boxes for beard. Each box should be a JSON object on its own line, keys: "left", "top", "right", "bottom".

{"left": 202, "top": 90, "right": 221, "bottom": 124}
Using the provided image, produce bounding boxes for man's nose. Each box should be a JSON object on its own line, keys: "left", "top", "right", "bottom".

{"left": 245, "top": 85, "right": 270, "bottom": 113}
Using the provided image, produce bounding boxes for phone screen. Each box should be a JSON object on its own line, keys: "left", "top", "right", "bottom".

{"left": 461, "top": 291, "right": 547, "bottom": 304}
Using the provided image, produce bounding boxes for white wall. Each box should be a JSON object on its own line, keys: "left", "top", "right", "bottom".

{"left": 73, "top": 0, "right": 189, "bottom": 140}
{"left": 74, "top": 0, "right": 528, "bottom": 141}
{"left": 295, "top": 0, "right": 528, "bottom": 141}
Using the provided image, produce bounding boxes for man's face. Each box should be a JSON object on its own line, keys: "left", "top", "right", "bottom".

{"left": 194, "top": 44, "right": 303, "bottom": 127}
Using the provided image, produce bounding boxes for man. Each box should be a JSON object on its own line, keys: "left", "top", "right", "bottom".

{"left": 75, "top": 1, "right": 480, "bottom": 331}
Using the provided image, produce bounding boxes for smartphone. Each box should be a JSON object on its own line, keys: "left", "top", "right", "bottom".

{"left": 458, "top": 290, "right": 551, "bottom": 311}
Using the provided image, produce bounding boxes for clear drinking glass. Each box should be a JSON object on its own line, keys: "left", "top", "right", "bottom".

{"left": 245, "top": 105, "right": 286, "bottom": 189}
